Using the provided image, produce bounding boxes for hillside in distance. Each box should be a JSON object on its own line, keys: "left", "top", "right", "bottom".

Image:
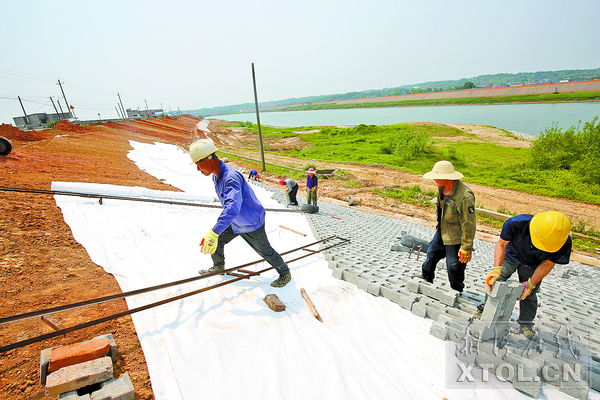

{"left": 193, "top": 68, "right": 600, "bottom": 117}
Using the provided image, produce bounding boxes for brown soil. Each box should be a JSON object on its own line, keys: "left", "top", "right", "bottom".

{"left": 1, "top": 116, "right": 598, "bottom": 399}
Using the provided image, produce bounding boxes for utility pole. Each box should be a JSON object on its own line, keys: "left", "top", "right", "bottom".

{"left": 144, "top": 99, "right": 150, "bottom": 118}
{"left": 18, "top": 96, "right": 30, "bottom": 125}
{"left": 49, "top": 96, "right": 60, "bottom": 116}
{"left": 57, "top": 79, "right": 72, "bottom": 118}
{"left": 117, "top": 93, "right": 126, "bottom": 119}
{"left": 251, "top": 63, "right": 266, "bottom": 172}
{"left": 115, "top": 105, "right": 123, "bottom": 119}
{"left": 57, "top": 98, "right": 65, "bottom": 115}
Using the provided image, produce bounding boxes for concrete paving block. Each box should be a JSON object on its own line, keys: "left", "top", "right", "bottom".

{"left": 341, "top": 269, "right": 361, "bottom": 285}
{"left": 430, "top": 320, "right": 449, "bottom": 340}
{"left": 91, "top": 372, "right": 135, "bottom": 400}
{"left": 406, "top": 279, "right": 420, "bottom": 293}
{"left": 444, "top": 307, "right": 473, "bottom": 321}
{"left": 331, "top": 268, "right": 344, "bottom": 280}
{"left": 380, "top": 284, "right": 401, "bottom": 303}
{"left": 397, "top": 291, "right": 421, "bottom": 311}
{"left": 46, "top": 356, "right": 113, "bottom": 397}
{"left": 366, "top": 281, "right": 381, "bottom": 296}
{"left": 585, "top": 363, "right": 600, "bottom": 392}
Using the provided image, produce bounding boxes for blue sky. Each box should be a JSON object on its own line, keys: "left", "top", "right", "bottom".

{"left": 1, "top": 0, "right": 599, "bottom": 124}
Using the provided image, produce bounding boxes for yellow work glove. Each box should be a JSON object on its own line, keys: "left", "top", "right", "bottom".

{"left": 485, "top": 266, "right": 502, "bottom": 291}
{"left": 458, "top": 248, "right": 471, "bottom": 263}
{"left": 200, "top": 230, "right": 219, "bottom": 255}
{"left": 521, "top": 278, "right": 536, "bottom": 300}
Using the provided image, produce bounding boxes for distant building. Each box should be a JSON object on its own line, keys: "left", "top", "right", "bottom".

{"left": 13, "top": 112, "right": 72, "bottom": 130}
{"left": 126, "top": 108, "right": 164, "bottom": 120}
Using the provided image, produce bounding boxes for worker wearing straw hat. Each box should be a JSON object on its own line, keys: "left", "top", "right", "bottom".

{"left": 418, "top": 160, "right": 476, "bottom": 293}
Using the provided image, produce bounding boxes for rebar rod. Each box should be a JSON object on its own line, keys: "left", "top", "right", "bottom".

{"left": 0, "top": 236, "right": 349, "bottom": 353}
{"left": 0, "top": 186, "right": 308, "bottom": 213}
{"left": 0, "top": 236, "right": 342, "bottom": 325}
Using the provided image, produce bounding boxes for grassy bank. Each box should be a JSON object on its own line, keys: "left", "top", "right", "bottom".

{"left": 279, "top": 91, "right": 600, "bottom": 111}
{"left": 226, "top": 121, "right": 600, "bottom": 205}
{"left": 223, "top": 120, "right": 600, "bottom": 252}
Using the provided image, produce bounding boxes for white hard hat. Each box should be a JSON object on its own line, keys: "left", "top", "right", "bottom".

{"left": 423, "top": 160, "right": 463, "bottom": 180}
{"left": 189, "top": 139, "right": 217, "bottom": 164}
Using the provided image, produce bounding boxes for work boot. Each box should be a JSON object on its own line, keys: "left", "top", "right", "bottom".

{"left": 519, "top": 325, "right": 538, "bottom": 340}
{"left": 415, "top": 274, "right": 433, "bottom": 284}
{"left": 198, "top": 264, "right": 225, "bottom": 275}
{"left": 270, "top": 273, "right": 292, "bottom": 288}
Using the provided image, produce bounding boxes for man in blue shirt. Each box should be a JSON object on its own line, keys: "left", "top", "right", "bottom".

{"left": 483, "top": 211, "right": 572, "bottom": 338}
{"left": 248, "top": 169, "right": 260, "bottom": 181}
{"left": 189, "top": 139, "right": 291, "bottom": 287}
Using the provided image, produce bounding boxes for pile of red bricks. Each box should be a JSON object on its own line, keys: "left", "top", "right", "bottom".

{"left": 40, "top": 334, "right": 134, "bottom": 399}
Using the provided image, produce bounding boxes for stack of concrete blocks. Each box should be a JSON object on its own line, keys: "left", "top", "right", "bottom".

{"left": 266, "top": 186, "right": 600, "bottom": 398}
{"left": 471, "top": 280, "right": 525, "bottom": 341}
{"left": 40, "top": 334, "right": 134, "bottom": 399}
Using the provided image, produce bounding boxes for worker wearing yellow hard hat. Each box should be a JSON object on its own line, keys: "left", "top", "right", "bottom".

{"left": 482, "top": 211, "right": 572, "bottom": 339}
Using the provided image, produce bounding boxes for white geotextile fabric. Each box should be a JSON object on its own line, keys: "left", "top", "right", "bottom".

{"left": 50, "top": 140, "right": 585, "bottom": 400}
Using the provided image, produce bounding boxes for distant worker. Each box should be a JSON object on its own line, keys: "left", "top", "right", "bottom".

{"left": 418, "top": 160, "right": 476, "bottom": 293}
{"left": 248, "top": 169, "right": 260, "bottom": 181}
{"left": 306, "top": 168, "right": 318, "bottom": 205}
{"left": 481, "top": 211, "right": 572, "bottom": 339}
{"left": 279, "top": 178, "right": 299, "bottom": 206}
{"left": 189, "top": 139, "right": 292, "bottom": 288}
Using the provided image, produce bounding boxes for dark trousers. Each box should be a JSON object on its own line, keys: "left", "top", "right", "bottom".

{"left": 497, "top": 260, "right": 539, "bottom": 327}
{"left": 288, "top": 184, "right": 298, "bottom": 205}
{"left": 211, "top": 224, "right": 289, "bottom": 276}
{"left": 421, "top": 230, "right": 466, "bottom": 292}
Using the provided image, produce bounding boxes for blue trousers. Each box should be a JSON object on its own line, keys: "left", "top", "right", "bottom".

{"left": 211, "top": 224, "right": 290, "bottom": 276}
{"left": 421, "top": 230, "right": 467, "bottom": 292}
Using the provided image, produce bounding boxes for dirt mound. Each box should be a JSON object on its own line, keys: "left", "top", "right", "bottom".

{"left": 54, "top": 120, "right": 89, "bottom": 133}
{"left": 0, "top": 123, "right": 53, "bottom": 142}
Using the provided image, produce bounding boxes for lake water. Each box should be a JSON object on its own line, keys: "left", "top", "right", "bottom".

{"left": 209, "top": 102, "right": 600, "bottom": 136}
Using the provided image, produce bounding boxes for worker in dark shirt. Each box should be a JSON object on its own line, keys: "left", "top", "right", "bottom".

{"left": 482, "top": 211, "right": 572, "bottom": 338}
{"left": 306, "top": 168, "right": 318, "bottom": 205}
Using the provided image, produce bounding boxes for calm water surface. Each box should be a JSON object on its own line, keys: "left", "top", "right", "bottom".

{"left": 210, "top": 102, "right": 600, "bottom": 136}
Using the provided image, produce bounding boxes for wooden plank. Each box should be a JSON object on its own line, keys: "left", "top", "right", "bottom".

{"left": 300, "top": 288, "right": 323, "bottom": 322}
{"left": 279, "top": 225, "right": 306, "bottom": 237}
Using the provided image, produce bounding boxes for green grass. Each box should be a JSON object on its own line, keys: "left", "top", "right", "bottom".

{"left": 226, "top": 120, "right": 600, "bottom": 206}
{"left": 373, "top": 185, "right": 436, "bottom": 208}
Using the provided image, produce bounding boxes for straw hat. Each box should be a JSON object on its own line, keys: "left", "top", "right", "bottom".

{"left": 307, "top": 168, "right": 316, "bottom": 174}
{"left": 423, "top": 160, "right": 463, "bottom": 180}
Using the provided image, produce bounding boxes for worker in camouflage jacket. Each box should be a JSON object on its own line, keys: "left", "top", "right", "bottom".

{"left": 418, "top": 160, "right": 476, "bottom": 293}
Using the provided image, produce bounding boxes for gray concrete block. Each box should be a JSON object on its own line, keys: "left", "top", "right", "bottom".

{"left": 91, "top": 372, "right": 135, "bottom": 400}
{"left": 430, "top": 320, "right": 449, "bottom": 340}
{"left": 331, "top": 268, "right": 344, "bottom": 280}
{"left": 46, "top": 356, "right": 113, "bottom": 397}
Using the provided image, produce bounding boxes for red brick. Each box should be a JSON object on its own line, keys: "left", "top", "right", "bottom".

{"left": 48, "top": 337, "right": 110, "bottom": 373}
{"left": 264, "top": 294, "right": 286, "bottom": 311}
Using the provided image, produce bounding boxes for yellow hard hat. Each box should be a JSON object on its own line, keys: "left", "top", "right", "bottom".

{"left": 529, "top": 211, "right": 571, "bottom": 253}
{"left": 189, "top": 139, "right": 217, "bottom": 164}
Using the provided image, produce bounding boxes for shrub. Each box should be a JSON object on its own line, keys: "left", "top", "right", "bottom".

{"left": 383, "top": 126, "right": 434, "bottom": 160}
